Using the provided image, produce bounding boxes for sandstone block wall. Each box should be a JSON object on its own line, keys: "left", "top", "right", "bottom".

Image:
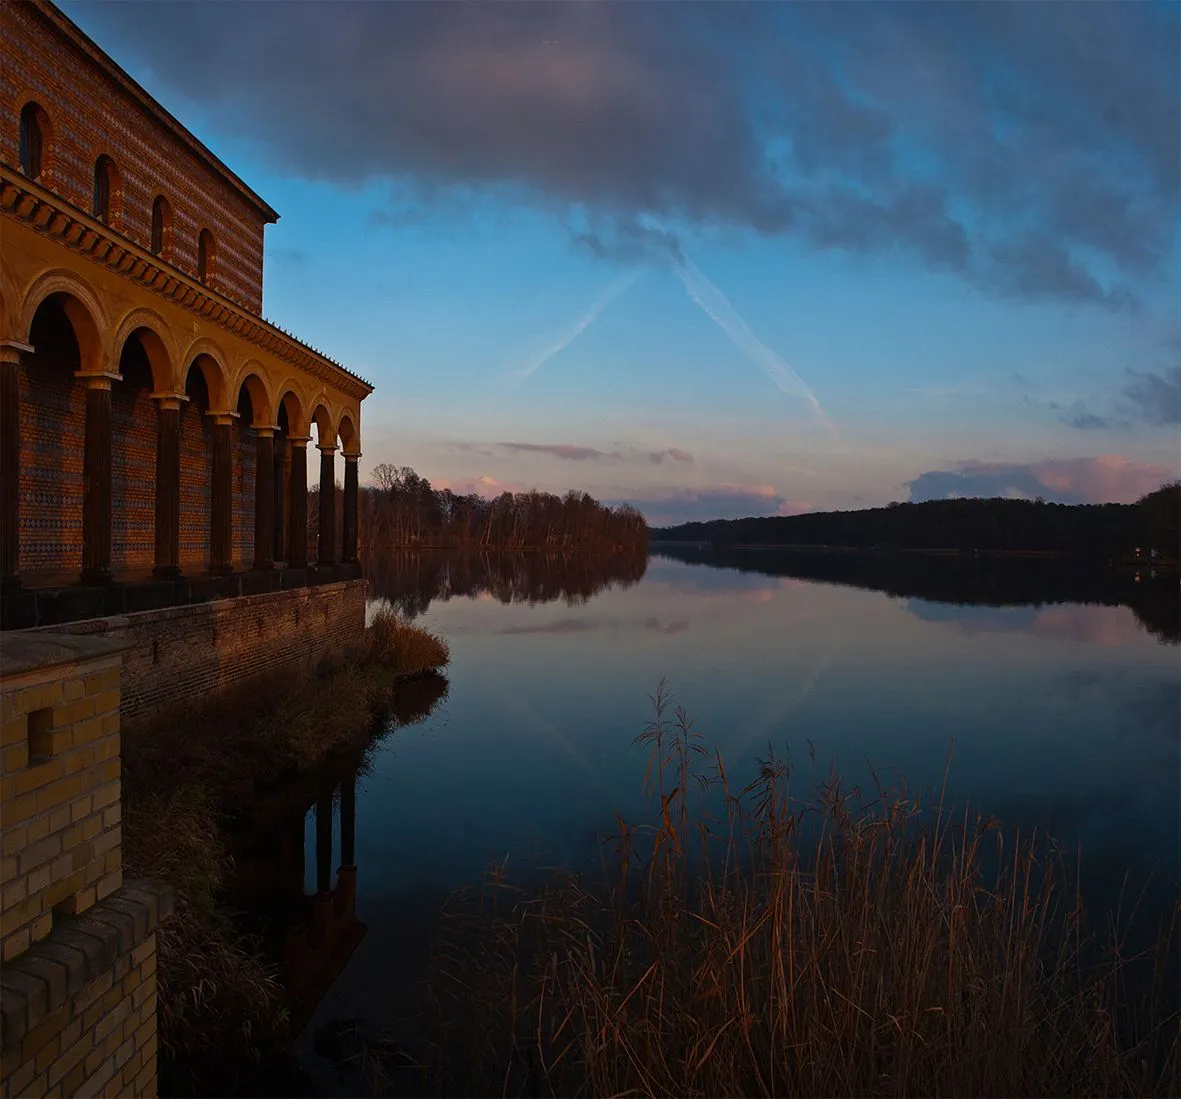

{"left": 0, "top": 885, "right": 170, "bottom": 1099}
{"left": 0, "top": 633, "right": 170, "bottom": 1098}
{"left": 1, "top": 641, "right": 124, "bottom": 962}
{"left": 34, "top": 579, "right": 367, "bottom": 724}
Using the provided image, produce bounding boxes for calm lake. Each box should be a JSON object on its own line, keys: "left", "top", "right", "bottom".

{"left": 230, "top": 547, "right": 1180, "bottom": 1090}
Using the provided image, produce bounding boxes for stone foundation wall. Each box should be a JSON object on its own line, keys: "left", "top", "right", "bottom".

{"left": 32, "top": 579, "right": 367, "bottom": 725}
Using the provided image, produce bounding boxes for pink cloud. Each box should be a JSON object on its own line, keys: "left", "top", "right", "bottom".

{"left": 909, "top": 454, "right": 1175, "bottom": 505}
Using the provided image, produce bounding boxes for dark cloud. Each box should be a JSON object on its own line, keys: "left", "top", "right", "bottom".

{"left": 907, "top": 456, "right": 1173, "bottom": 505}
{"left": 500, "top": 442, "right": 603, "bottom": 462}
{"left": 497, "top": 442, "right": 693, "bottom": 465}
{"left": 1123, "top": 365, "right": 1181, "bottom": 426}
{"left": 70, "top": 1, "right": 1179, "bottom": 307}
{"left": 1063, "top": 407, "right": 1110, "bottom": 431}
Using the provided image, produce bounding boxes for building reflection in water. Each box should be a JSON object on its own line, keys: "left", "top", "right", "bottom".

{"left": 228, "top": 674, "right": 448, "bottom": 1033}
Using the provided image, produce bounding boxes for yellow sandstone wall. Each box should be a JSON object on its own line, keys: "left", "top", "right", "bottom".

{"left": 0, "top": 634, "right": 171, "bottom": 1099}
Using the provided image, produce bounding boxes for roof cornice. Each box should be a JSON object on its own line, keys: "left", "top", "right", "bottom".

{"left": 25, "top": 0, "right": 280, "bottom": 225}
{"left": 1, "top": 166, "right": 373, "bottom": 401}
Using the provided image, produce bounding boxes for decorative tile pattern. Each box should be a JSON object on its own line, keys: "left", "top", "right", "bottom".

{"left": 18, "top": 351, "right": 85, "bottom": 575}
{"left": 111, "top": 378, "right": 155, "bottom": 571}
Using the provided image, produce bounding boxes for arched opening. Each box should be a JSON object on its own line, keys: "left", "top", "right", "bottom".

{"left": 180, "top": 362, "right": 215, "bottom": 571}
{"left": 19, "top": 102, "right": 48, "bottom": 181}
{"left": 151, "top": 195, "right": 173, "bottom": 258}
{"left": 197, "top": 229, "right": 215, "bottom": 286}
{"left": 20, "top": 295, "right": 90, "bottom": 578}
{"left": 233, "top": 383, "right": 261, "bottom": 568}
{"left": 309, "top": 405, "right": 338, "bottom": 564}
{"left": 111, "top": 331, "right": 161, "bottom": 573}
{"left": 276, "top": 390, "right": 306, "bottom": 565}
{"left": 92, "top": 155, "right": 118, "bottom": 225}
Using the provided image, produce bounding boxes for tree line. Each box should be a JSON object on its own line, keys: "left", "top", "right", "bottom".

{"left": 654, "top": 483, "right": 1181, "bottom": 560}
{"left": 350, "top": 464, "right": 649, "bottom": 552}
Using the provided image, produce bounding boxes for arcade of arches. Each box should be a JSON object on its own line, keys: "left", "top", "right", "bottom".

{"left": 0, "top": 282, "right": 364, "bottom": 590}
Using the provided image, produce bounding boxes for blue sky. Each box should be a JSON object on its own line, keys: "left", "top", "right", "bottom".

{"left": 66, "top": 2, "right": 1180, "bottom": 525}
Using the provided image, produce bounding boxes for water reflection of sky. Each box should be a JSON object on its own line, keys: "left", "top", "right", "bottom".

{"left": 310, "top": 554, "right": 1180, "bottom": 1037}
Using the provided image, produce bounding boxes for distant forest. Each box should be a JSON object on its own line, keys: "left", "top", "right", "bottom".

{"left": 351, "top": 464, "right": 649, "bottom": 552}
{"left": 654, "top": 483, "right": 1181, "bottom": 560}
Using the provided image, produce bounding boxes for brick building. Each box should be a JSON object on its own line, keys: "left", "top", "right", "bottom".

{"left": 0, "top": 0, "right": 372, "bottom": 606}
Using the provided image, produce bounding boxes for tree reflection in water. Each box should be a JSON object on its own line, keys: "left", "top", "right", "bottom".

{"left": 652, "top": 543, "right": 1180, "bottom": 645}
{"left": 361, "top": 549, "right": 649, "bottom": 620}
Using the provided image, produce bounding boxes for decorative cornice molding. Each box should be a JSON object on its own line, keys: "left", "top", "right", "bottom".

{"left": 0, "top": 166, "right": 374, "bottom": 403}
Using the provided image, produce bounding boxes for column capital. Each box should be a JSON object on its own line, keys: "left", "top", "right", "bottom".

{"left": 75, "top": 370, "right": 120, "bottom": 390}
{"left": 317, "top": 444, "right": 338, "bottom": 456}
{"left": 150, "top": 392, "right": 189, "bottom": 411}
{"left": 206, "top": 409, "right": 239, "bottom": 426}
{"left": 287, "top": 434, "right": 312, "bottom": 447}
{"left": 255, "top": 425, "right": 278, "bottom": 438}
{"left": 0, "top": 340, "right": 33, "bottom": 365}
{"left": 342, "top": 450, "right": 362, "bottom": 462}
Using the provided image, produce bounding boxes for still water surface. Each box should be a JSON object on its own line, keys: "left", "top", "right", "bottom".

{"left": 247, "top": 548, "right": 1179, "bottom": 1075}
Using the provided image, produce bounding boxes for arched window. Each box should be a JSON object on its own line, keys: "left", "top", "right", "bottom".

{"left": 151, "top": 195, "right": 172, "bottom": 257}
{"left": 92, "top": 156, "right": 115, "bottom": 223}
{"left": 19, "top": 103, "right": 44, "bottom": 179}
{"left": 197, "top": 229, "right": 215, "bottom": 285}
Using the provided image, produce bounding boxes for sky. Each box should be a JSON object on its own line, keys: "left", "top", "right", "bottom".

{"left": 65, "top": 1, "right": 1180, "bottom": 526}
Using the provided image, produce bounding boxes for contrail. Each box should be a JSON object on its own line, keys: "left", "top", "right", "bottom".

{"left": 672, "top": 257, "right": 839, "bottom": 440}
{"left": 512, "top": 268, "right": 643, "bottom": 387}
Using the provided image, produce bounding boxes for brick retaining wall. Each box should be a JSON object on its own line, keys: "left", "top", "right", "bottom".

{"left": 31, "top": 579, "right": 367, "bottom": 724}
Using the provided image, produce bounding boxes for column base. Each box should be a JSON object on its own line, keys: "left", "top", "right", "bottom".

{"left": 152, "top": 564, "right": 182, "bottom": 580}
{"left": 209, "top": 563, "right": 235, "bottom": 577}
{"left": 251, "top": 560, "right": 275, "bottom": 573}
{"left": 80, "top": 568, "right": 112, "bottom": 586}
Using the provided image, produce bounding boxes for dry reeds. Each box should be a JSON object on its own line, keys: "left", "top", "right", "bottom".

{"left": 426, "top": 680, "right": 1180, "bottom": 1098}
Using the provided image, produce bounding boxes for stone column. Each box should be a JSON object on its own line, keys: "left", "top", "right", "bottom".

{"left": 272, "top": 433, "right": 287, "bottom": 564}
{"left": 342, "top": 454, "right": 360, "bottom": 563}
{"left": 0, "top": 342, "right": 28, "bottom": 590}
{"left": 208, "top": 412, "right": 235, "bottom": 575}
{"left": 151, "top": 394, "right": 184, "bottom": 579}
{"left": 80, "top": 374, "right": 115, "bottom": 584}
{"left": 287, "top": 435, "right": 309, "bottom": 567}
{"left": 252, "top": 427, "right": 275, "bottom": 571}
{"left": 317, "top": 444, "right": 337, "bottom": 565}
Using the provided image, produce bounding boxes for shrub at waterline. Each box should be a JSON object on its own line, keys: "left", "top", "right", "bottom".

{"left": 122, "top": 611, "right": 450, "bottom": 1097}
{"left": 426, "top": 681, "right": 1180, "bottom": 1099}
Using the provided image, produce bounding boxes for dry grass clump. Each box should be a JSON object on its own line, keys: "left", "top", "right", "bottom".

{"left": 120, "top": 613, "right": 450, "bottom": 1096}
{"left": 426, "top": 681, "right": 1180, "bottom": 1099}
{"left": 369, "top": 607, "right": 451, "bottom": 678}
{"left": 123, "top": 785, "right": 290, "bottom": 1096}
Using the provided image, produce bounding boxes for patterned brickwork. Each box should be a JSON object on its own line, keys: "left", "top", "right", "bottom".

{"left": 17, "top": 352, "right": 84, "bottom": 578}
{"left": 232, "top": 421, "right": 258, "bottom": 567}
{"left": 0, "top": 2, "right": 267, "bottom": 313}
{"left": 37, "top": 580, "right": 367, "bottom": 725}
{"left": 110, "top": 381, "right": 155, "bottom": 573}
{"left": 177, "top": 403, "right": 211, "bottom": 571}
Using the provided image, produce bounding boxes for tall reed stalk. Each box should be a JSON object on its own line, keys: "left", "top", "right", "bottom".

{"left": 425, "top": 681, "right": 1179, "bottom": 1098}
